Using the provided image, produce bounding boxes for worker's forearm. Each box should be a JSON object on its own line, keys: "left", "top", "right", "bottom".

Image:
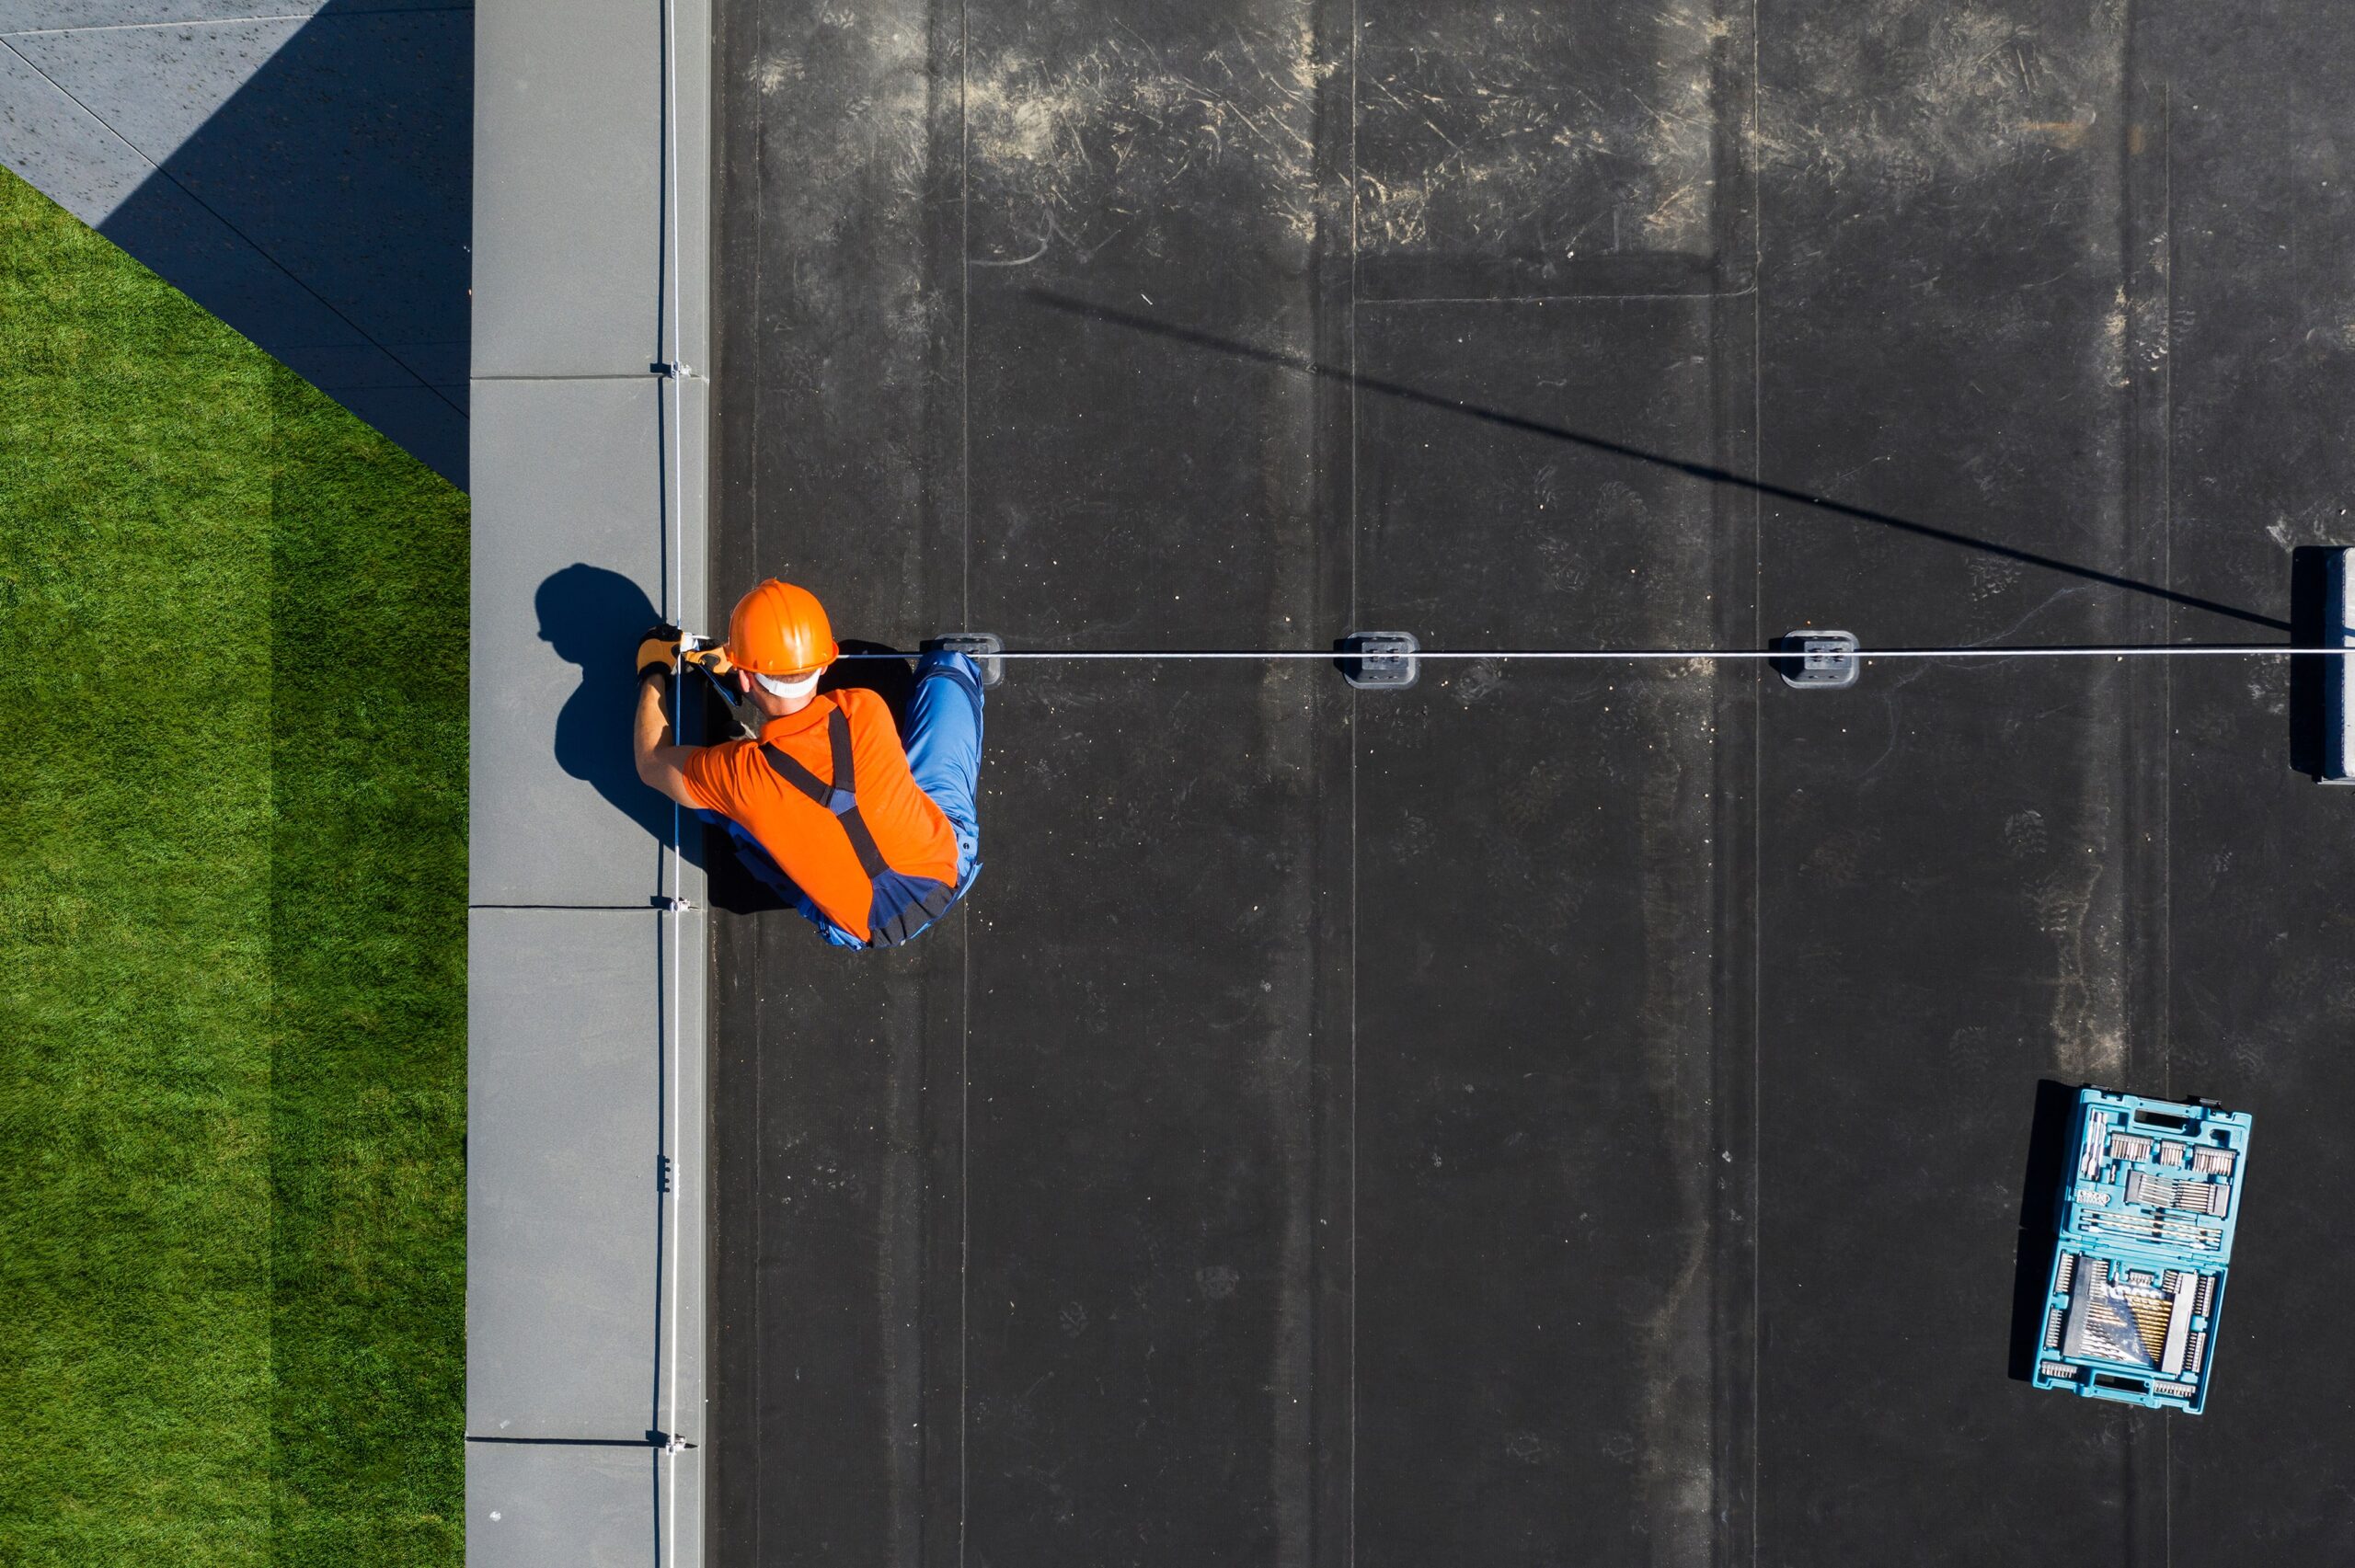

{"left": 633, "top": 676, "right": 673, "bottom": 777}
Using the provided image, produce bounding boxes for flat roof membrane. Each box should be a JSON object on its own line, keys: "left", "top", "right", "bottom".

{"left": 707, "top": 0, "right": 2355, "bottom": 1561}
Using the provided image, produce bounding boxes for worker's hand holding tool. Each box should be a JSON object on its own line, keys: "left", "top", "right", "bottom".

{"left": 638, "top": 624, "right": 684, "bottom": 683}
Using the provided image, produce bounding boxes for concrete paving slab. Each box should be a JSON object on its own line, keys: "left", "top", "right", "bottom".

{"left": 471, "top": 0, "right": 666, "bottom": 378}
{"left": 4, "top": 13, "right": 309, "bottom": 134}
{"left": 86, "top": 159, "right": 375, "bottom": 345}
{"left": 464, "top": 1439, "right": 659, "bottom": 1568}
{"left": 0, "top": 6, "right": 471, "bottom": 484}
{"left": 468, "top": 374, "right": 675, "bottom": 909}
{"left": 0, "top": 42, "right": 150, "bottom": 217}
{"left": 10, "top": 8, "right": 472, "bottom": 371}
{"left": 469, "top": 906, "right": 672, "bottom": 1439}
{"left": 2, "top": 1, "right": 454, "bottom": 31}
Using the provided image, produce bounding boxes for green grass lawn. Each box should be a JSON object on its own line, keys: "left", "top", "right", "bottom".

{"left": 0, "top": 166, "right": 465, "bottom": 1564}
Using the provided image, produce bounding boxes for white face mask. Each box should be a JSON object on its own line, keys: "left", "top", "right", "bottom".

{"left": 754, "top": 668, "right": 821, "bottom": 701}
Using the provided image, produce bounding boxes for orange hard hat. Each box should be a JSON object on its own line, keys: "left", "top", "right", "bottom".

{"left": 724, "top": 578, "right": 838, "bottom": 675}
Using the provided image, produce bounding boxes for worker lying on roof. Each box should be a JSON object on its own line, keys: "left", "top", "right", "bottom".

{"left": 631, "top": 578, "right": 984, "bottom": 948}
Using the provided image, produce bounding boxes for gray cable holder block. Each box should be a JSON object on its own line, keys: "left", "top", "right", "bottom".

{"left": 1775, "top": 629, "right": 1860, "bottom": 689}
{"left": 925, "top": 631, "right": 1005, "bottom": 689}
{"left": 1339, "top": 631, "right": 1420, "bottom": 690}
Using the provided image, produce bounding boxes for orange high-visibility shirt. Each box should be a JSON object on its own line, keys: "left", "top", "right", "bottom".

{"left": 682, "top": 689, "right": 958, "bottom": 941}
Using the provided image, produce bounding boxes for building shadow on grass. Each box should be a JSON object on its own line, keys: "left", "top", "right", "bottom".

{"left": 6, "top": 0, "right": 473, "bottom": 485}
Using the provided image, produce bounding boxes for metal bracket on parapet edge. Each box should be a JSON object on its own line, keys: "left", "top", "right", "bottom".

{"left": 1338, "top": 631, "right": 1420, "bottom": 691}
{"left": 924, "top": 632, "right": 1005, "bottom": 689}
{"left": 1775, "top": 629, "right": 1860, "bottom": 690}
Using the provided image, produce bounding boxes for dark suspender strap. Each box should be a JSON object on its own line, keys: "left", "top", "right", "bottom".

{"left": 822, "top": 708, "right": 856, "bottom": 795}
{"left": 832, "top": 806, "right": 893, "bottom": 884}
{"left": 758, "top": 741, "right": 830, "bottom": 806}
{"left": 759, "top": 707, "right": 893, "bottom": 883}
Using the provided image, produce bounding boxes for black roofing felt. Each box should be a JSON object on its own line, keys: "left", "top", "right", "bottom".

{"left": 704, "top": 0, "right": 2355, "bottom": 1560}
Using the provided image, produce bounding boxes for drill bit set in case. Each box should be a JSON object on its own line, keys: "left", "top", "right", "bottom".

{"left": 2032, "top": 1088, "right": 2252, "bottom": 1413}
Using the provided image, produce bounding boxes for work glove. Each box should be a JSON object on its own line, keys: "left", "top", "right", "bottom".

{"left": 637, "top": 624, "right": 683, "bottom": 683}
{"left": 683, "top": 643, "right": 734, "bottom": 677}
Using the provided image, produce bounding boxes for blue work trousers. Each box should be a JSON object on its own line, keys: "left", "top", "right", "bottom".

{"left": 705, "top": 648, "right": 983, "bottom": 945}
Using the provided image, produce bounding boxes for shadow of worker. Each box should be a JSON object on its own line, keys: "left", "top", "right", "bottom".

{"left": 535, "top": 563, "right": 706, "bottom": 878}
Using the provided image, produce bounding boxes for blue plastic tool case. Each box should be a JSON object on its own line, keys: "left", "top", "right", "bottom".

{"left": 2032, "top": 1088, "right": 2252, "bottom": 1413}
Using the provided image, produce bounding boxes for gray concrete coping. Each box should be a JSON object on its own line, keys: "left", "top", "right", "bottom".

{"left": 467, "top": 0, "right": 711, "bottom": 1560}
{"left": 466, "top": 1439, "right": 706, "bottom": 1568}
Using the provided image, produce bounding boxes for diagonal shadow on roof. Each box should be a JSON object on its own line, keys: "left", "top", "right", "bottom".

{"left": 1026, "top": 288, "right": 2290, "bottom": 635}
